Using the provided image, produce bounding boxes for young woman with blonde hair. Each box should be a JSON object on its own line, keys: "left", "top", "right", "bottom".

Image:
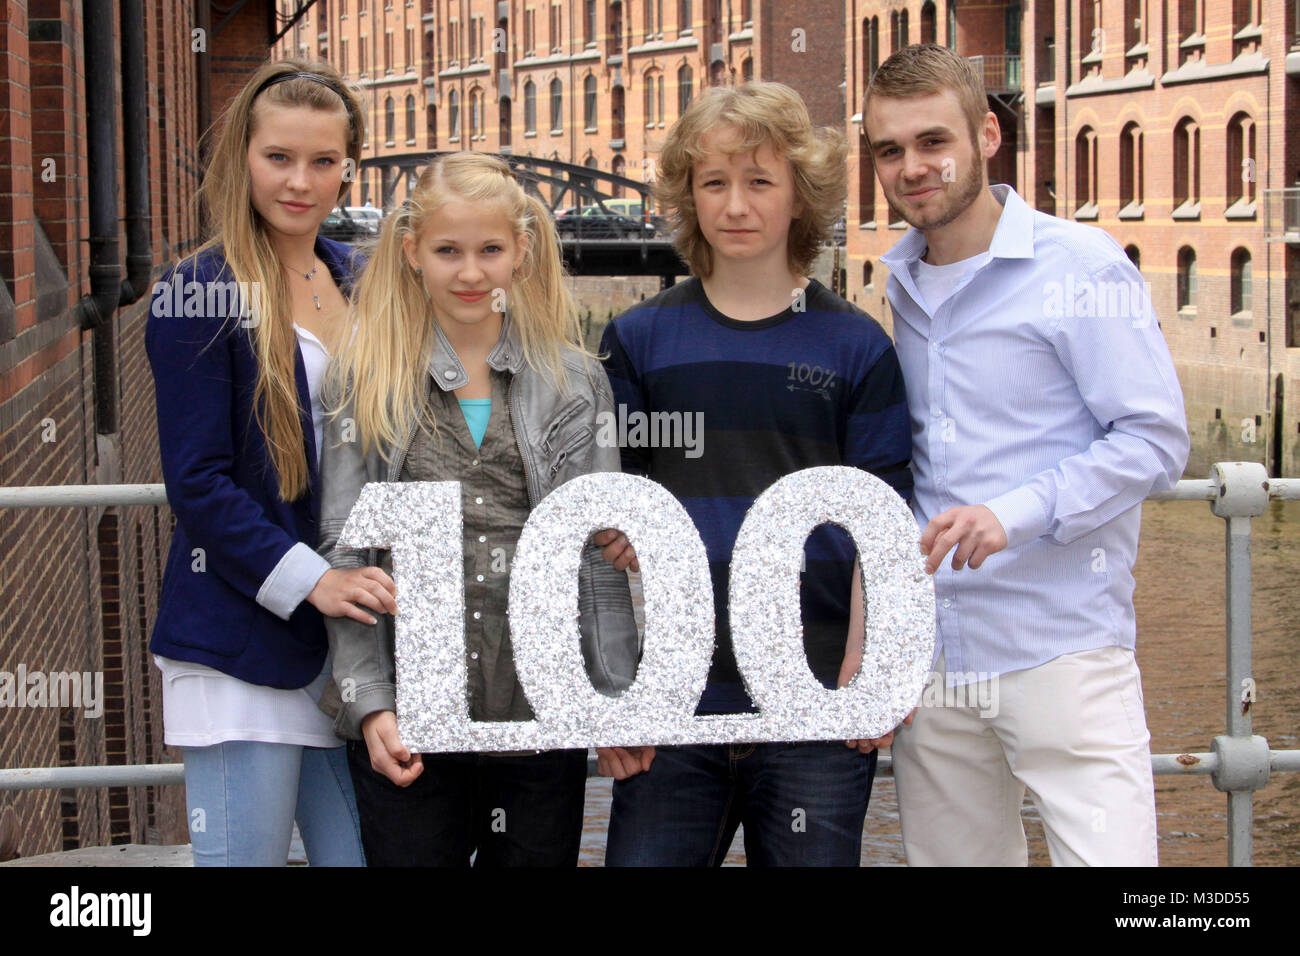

{"left": 318, "top": 151, "right": 639, "bottom": 866}
{"left": 146, "top": 59, "right": 394, "bottom": 866}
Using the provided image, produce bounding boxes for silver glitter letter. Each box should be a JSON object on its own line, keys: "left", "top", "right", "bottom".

{"left": 336, "top": 482, "right": 473, "bottom": 747}
{"left": 727, "top": 466, "right": 934, "bottom": 741}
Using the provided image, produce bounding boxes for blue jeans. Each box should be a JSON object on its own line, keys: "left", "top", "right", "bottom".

{"left": 181, "top": 741, "right": 366, "bottom": 866}
{"left": 606, "top": 741, "right": 877, "bottom": 866}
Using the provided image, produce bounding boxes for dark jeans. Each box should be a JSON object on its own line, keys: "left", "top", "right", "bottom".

{"left": 605, "top": 741, "right": 877, "bottom": 867}
{"left": 346, "top": 741, "right": 588, "bottom": 867}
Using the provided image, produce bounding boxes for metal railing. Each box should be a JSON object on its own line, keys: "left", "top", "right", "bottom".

{"left": 1264, "top": 187, "right": 1300, "bottom": 242}
{"left": 967, "top": 53, "right": 1022, "bottom": 94}
{"left": 1, "top": 463, "right": 1298, "bottom": 865}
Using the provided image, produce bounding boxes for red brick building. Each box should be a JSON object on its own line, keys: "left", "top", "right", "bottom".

{"left": 844, "top": 0, "right": 1300, "bottom": 476}
{"left": 0, "top": 0, "right": 285, "bottom": 860}
{"left": 279, "top": 0, "right": 846, "bottom": 206}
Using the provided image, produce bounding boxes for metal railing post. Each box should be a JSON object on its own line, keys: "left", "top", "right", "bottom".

{"left": 1208, "top": 462, "right": 1271, "bottom": 866}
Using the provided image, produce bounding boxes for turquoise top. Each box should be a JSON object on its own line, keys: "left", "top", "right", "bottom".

{"left": 457, "top": 398, "right": 492, "bottom": 448}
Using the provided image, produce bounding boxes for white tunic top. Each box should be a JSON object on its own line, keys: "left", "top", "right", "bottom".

{"left": 155, "top": 324, "right": 339, "bottom": 749}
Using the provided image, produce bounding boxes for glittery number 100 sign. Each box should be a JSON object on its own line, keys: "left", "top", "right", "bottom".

{"left": 337, "top": 467, "right": 935, "bottom": 753}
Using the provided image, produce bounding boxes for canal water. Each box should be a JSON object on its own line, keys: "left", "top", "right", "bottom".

{"left": 575, "top": 498, "right": 1300, "bottom": 866}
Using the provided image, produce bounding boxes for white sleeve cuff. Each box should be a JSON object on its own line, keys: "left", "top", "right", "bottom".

{"left": 984, "top": 486, "right": 1051, "bottom": 550}
{"left": 256, "top": 542, "right": 332, "bottom": 620}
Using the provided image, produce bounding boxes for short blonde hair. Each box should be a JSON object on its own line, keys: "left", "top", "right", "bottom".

{"left": 865, "top": 44, "right": 988, "bottom": 147}
{"left": 654, "top": 82, "right": 846, "bottom": 278}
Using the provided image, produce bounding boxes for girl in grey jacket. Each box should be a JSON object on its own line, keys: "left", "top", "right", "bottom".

{"left": 317, "top": 152, "right": 639, "bottom": 866}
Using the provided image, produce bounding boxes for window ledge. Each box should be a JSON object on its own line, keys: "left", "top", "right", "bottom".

{"left": 524, "top": 130, "right": 537, "bottom": 138}
{"left": 1172, "top": 200, "right": 1202, "bottom": 220}
{"left": 1117, "top": 201, "right": 1144, "bottom": 220}
{"left": 1225, "top": 198, "right": 1257, "bottom": 219}
{"left": 888, "top": 220, "right": 908, "bottom": 230}
{"left": 1234, "top": 24, "right": 1263, "bottom": 41}
{"left": 1179, "top": 32, "right": 1207, "bottom": 49}
{"left": 859, "top": 221, "right": 877, "bottom": 230}
{"left": 1178, "top": 305, "right": 1197, "bottom": 319}
{"left": 584, "top": 126, "right": 598, "bottom": 134}
{"left": 1073, "top": 201, "right": 1099, "bottom": 220}
{"left": 1125, "top": 42, "right": 1150, "bottom": 58}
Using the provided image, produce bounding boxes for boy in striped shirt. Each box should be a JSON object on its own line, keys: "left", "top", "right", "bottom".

{"left": 594, "top": 82, "right": 913, "bottom": 866}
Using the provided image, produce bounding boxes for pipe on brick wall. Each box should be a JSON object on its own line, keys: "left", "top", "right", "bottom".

{"left": 118, "top": 0, "right": 154, "bottom": 307}
{"left": 76, "top": 0, "right": 121, "bottom": 435}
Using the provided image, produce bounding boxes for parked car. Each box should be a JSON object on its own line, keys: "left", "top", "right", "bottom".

{"left": 553, "top": 204, "right": 651, "bottom": 239}
{"left": 319, "top": 208, "right": 373, "bottom": 243}
{"left": 343, "top": 205, "right": 383, "bottom": 235}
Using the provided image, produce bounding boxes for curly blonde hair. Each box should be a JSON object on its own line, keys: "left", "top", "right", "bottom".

{"left": 654, "top": 82, "right": 847, "bottom": 278}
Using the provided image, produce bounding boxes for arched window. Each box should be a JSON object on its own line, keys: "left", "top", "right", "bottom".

{"left": 611, "top": 154, "right": 625, "bottom": 197}
{"left": 384, "top": 95, "right": 395, "bottom": 143}
{"left": 405, "top": 94, "right": 416, "bottom": 144}
{"left": 1125, "top": 245, "right": 1140, "bottom": 270}
{"left": 921, "top": 1, "right": 936, "bottom": 43}
{"left": 448, "top": 89, "right": 460, "bottom": 140}
{"left": 678, "top": 64, "right": 693, "bottom": 115}
{"left": 1173, "top": 117, "right": 1200, "bottom": 212}
{"left": 470, "top": 88, "right": 482, "bottom": 139}
{"left": 500, "top": 97, "right": 512, "bottom": 148}
{"left": 584, "top": 75, "right": 597, "bottom": 131}
{"left": 1119, "top": 121, "right": 1143, "bottom": 213}
{"left": 1226, "top": 112, "right": 1256, "bottom": 208}
{"left": 550, "top": 78, "right": 563, "bottom": 132}
{"left": 1231, "top": 248, "right": 1253, "bottom": 315}
{"left": 1074, "top": 126, "right": 1097, "bottom": 217}
{"left": 1177, "top": 246, "right": 1197, "bottom": 311}
{"left": 863, "top": 260, "right": 874, "bottom": 288}
{"left": 524, "top": 80, "right": 536, "bottom": 133}
{"left": 858, "top": 129, "right": 875, "bottom": 226}
{"left": 611, "top": 85, "right": 625, "bottom": 141}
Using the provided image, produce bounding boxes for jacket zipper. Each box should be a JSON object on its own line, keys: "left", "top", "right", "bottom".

{"left": 508, "top": 374, "right": 540, "bottom": 509}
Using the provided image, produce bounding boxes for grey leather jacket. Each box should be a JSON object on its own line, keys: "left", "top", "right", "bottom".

{"left": 316, "top": 313, "right": 639, "bottom": 741}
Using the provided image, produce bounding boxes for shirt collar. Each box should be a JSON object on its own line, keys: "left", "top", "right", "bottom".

{"left": 426, "top": 309, "right": 524, "bottom": 391}
{"left": 880, "top": 183, "right": 1034, "bottom": 271}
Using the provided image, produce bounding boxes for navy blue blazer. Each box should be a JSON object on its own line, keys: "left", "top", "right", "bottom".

{"left": 146, "top": 236, "right": 365, "bottom": 688}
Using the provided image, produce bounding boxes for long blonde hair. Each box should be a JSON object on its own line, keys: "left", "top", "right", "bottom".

{"left": 190, "top": 58, "right": 365, "bottom": 501}
{"left": 331, "top": 151, "right": 585, "bottom": 457}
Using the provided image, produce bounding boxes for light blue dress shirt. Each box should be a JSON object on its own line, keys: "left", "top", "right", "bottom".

{"left": 881, "top": 184, "right": 1190, "bottom": 679}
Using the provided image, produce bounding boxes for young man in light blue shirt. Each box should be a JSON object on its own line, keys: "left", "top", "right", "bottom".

{"left": 863, "top": 44, "right": 1190, "bottom": 866}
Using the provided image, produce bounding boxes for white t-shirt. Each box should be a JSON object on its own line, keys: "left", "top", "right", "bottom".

{"left": 911, "top": 250, "right": 990, "bottom": 316}
{"left": 154, "top": 324, "right": 338, "bottom": 749}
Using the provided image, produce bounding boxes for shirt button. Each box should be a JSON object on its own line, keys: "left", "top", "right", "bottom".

{"left": 475, "top": 496, "right": 483, "bottom": 505}
{"left": 443, "top": 369, "right": 456, "bottom": 380}
{"left": 471, "top": 459, "right": 479, "bottom": 466}
{"left": 942, "top": 598, "right": 952, "bottom": 608}
{"left": 936, "top": 476, "right": 945, "bottom": 487}
{"left": 476, "top": 574, "right": 484, "bottom": 582}
{"left": 478, "top": 535, "right": 487, "bottom": 543}
{"left": 930, "top": 342, "right": 941, "bottom": 353}
{"left": 470, "top": 651, "right": 479, "bottom": 660}
{"left": 473, "top": 611, "right": 481, "bottom": 620}
{"left": 931, "top": 406, "right": 942, "bottom": 418}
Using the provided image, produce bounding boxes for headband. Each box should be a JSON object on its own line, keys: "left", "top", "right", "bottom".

{"left": 252, "top": 70, "right": 350, "bottom": 106}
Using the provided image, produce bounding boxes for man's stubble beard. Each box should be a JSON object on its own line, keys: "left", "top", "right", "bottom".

{"left": 890, "top": 152, "right": 986, "bottom": 233}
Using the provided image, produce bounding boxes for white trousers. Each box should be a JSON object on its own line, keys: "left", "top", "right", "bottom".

{"left": 891, "top": 644, "right": 1158, "bottom": 866}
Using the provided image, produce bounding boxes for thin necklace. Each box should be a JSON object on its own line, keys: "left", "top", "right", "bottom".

{"left": 287, "top": 257, "right": 322, "bottom": 310}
